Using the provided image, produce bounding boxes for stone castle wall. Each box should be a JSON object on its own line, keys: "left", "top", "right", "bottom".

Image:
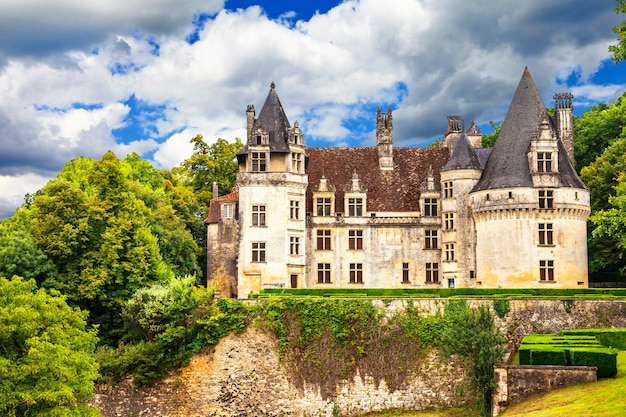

{"left": 93, "top": 298, "right": 626, "bottom": 417}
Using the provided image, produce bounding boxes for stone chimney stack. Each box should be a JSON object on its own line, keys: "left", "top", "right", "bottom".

{"left": 376, "top": 107, "right": 393, "bottom": 170}
{"left": 246, "top": 104, "right": 255, "bottom": 143}
{"left": 554, "top": 93, "right": 574, "bottom": 166}
{"left": 212, "top": 181, "right": 219, "bottom": 199}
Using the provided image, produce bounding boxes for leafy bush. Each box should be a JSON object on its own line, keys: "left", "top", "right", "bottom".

{"left": 493, "top": 299, "right": 510, "bottom": 318}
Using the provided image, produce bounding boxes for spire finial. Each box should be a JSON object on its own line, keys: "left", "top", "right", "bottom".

{"left": 270, "top": 81, "right": 275, "bottom": 90}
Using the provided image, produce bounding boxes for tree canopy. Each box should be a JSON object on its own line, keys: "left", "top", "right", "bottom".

{"left": 609, "top": 0, "right": 626, "bottom": 63}
{"left": 0, "top": 276, "right": 100, "bottom": 416}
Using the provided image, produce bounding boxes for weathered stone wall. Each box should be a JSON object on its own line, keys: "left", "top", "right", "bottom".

{"left": 492, "top": 365, "right": 597, "bottom": 416}
{"left": 93, "top": 298, "right": 626, "bottom": 417}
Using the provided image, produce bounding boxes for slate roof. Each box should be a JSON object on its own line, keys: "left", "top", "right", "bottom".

{"left": 239, "top": 82, "right": 292, "bottom": 156}
{"left": 305, "top": 147, "right": 450, "bottom": 213}
{"left": 442, "top": 132, "right": 482, "bottom": 171}
{"left": 472, "top": 67, "right": 585, "bottom": 191}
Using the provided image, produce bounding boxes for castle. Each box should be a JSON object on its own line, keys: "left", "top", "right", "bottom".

{"left": 206, "top": 68, "right": 590, "bottom": 298}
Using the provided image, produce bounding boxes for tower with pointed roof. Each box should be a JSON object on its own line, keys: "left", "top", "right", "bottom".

{"left": 234, "top": 82, "right": 308, "bottom": 297}
{"left": 469, "top": 68, "right": 590, "bottom": 288}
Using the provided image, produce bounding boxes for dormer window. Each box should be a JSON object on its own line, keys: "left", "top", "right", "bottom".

{"left": 316, "top": 198, "right": 331, "bottom": 216}
{"left": 539, "top": 190, "right": 554, "bottom": 209}
{"left": 292, "top": 153, "right": 303, "bottom": 173}
{"left": 537, "top": 152, "right": 552, "bottom": 173}
{"left": 251, "top": 152, "right": 267, "bottom": 172}
{"left": 256, "top": 135, "right": 263, "bottom": 145}
{"left": 424, "top": 198, "right": 438, "bottom": 217}
{"left": 222, "top": 204, "right": 233, "bottom": 219}
{"left": 348, "top": 198, "right": 363, "bottom": 216}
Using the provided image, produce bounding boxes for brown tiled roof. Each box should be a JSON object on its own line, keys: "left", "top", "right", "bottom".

{"left": 205, "top": 190, "right": 239, "bottom": 224}
{"left": 305, "top": 146, "right": 450, "bottom": 213}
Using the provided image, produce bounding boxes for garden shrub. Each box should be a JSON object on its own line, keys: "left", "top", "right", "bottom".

{"left": 569, "top": 348, "right": 618, "bottom": 378}
{"left": 530, "top": 349, "right": 568, "bottom": 366}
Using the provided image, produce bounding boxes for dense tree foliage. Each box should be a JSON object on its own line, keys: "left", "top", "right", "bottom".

{"left": 610, "top": 0, "right": 626, "bottom": 63}
{"left": 574, "top": 93, "right": 626, "bottom": 172}
{"left": 481, "top": 121, "right": 502, "bottom": 148}
{"left": 172, "top": 135, "right": 243, "bottom": 283}
{"left": 0, "top": 276, "right": 100, "bottom": 416}
{"left": 441, "top": 301, "right": 507, "bottom": 417}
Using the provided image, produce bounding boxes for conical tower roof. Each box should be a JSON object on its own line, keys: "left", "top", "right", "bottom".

{"left": 255, "top": 82, "right": 291, "bottom": 152}
{"left": 472, "top": 67, "right": 544, "bottom": 191}
{"left": 442, "top": 131, "right": 483, "bottom": 171}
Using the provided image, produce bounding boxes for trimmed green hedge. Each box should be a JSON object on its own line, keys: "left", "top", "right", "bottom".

{"left": 530, "top": 349, "right": 568, "bottom": 366}
{"left": 561, "top": 328, "right": 626, "bottom": 350}
{"left": 569, "top": 348, "right": 618, "bottom": 378}
{"left": 250, "top": 287, "right": 626, "bottom": 299}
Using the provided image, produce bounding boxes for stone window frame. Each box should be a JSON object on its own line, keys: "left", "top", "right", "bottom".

{"left": 347, "top": 197, "right": 364, "bottom": 217}
{"left": 445, "top": 243, "right": 455, "bottom": 261}
{"left": 538, "top": 190, "right": 554, "bottom": 209}
{"left": 289, "top": 200, "right": 300, "bottom": 220}
{"left": 252, "top": 205, "right": 266, "bottom": 226}
{"left": 443, "top": 181, "right": 454, "bottom": 198}
{"left": 424, "top": 229, "right": 438, "bottom": 249}
{"left": 425, "top": 262, "right": 439, "bottom": 284}
{"left": 250, "top": 152, "right": 267, "bottom": 172}
{"left": 539, "top": 259, "right": 555, "bottom": 281}
{"left": 316, "top": 197, "right": 332, "bottom": 216}
{"left": 424, "top": 198, "right": 439, "bottom": 217}
{"left": 443, "top": 212, "right": 454, "bottom": 230}
{"left": 289, "top": 236, "right": 300, "bottom": 256}
{"left": 317, "top": 263, "right": 331, "bottom": 283}
{"left": 537, "top": 152, "right": 553, "bottom": 173}
{"left": 349, "top": 263, "right": 363, "bottom": 284}
{"left": 252, "top": 242, "right": 266, "bottom": 263}
{"left": 291, "top": 152, "right": 303, "bottom": 173}
{"left": 538, "top": 223, "right": 554, "bottom": 246}
{"left": 316, "top": 229, "right": 331, "bottom": 250}
{"left": 222, "top": 203, "right": 234, "bottom": 219}
{"left": 402, "top": 262, "right": 410, "bottom": 283}
{"left": 348, "top": 229, "right": 364, "bottom": 250}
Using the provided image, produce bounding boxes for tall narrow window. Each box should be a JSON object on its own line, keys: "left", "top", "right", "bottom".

{"left": 290, "top": 200, "right": 300, "bottom": 220}
{"left": 292, "top": 153, "right": 302, "bottom": 173}
{"left": 538, "top": 223, "right": 553, "bottom": 245}
{"left": 537, "top": 152, "right": 552, "bottom": 173}
{"left": 316, "top": 198, "right": 331, "bottom": 216}
{"left": 317, "top": 263, "right": 331, "bottom": 283}
{"left": 252, "top": 205, "right": 266, "bottom": 226}
{"left": 251, "top": 152, "right": 267, "bottom": 172}
{"left": 426, "top": 263, "right": 439, "bottom": 283}
{"left": 402, "top": 263, "right": 410, "bottom": 283}
{"left": 316, "top": 229, "right": 331, "bottom": 250}
{"left": 443, "top": 181, "right": 453, "bottom": 198}
{"left": 424, "top": 229, "right": 438, "bottom": 249}
{"left": 349, "top": 263, "right": 363, "bottom": 283}
{"left": 222, "top": 204, "right": 233, "bottom": 219}
{"left": 539, "top": 190, "right": 554, "bottom": 209}
{"left": 289, "top": 236, "right": 300, "bottom": 255}
{"left": 348, "top": 198, "right": 363, "bottom": 216}
{"left": 252, "top": 242, "right": 266, "bottom": 262}
{"left": 348, "top": 230, "right": 363, "bottom": 250}
{"left": 443, "top": 212, "right": 454, "bottom": 230}
{"left": 424, "top": 198, "right": 438, "bottom": 217}
{"left": 445, "top": 243, "right": 455, "bottom": 261}
{"left": 539, "top": 260, "right": 554, "bottom": 281}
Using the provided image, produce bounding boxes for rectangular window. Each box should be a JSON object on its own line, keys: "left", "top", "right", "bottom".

{"left": 537, "top": 152, "right": 552, "bottom": 173}
{"left": 426, "top": 263, "right": 439, "bottom": 283}
{"left": 539, "top": 190, "right": 554, "bottom": 209}
{"left": 222, "top": 204, "right": 233, "bottom": 219}
{"left": 538, "top": 223, "right": 553, "bottom": 245}
{"left": 443, "top": 181, "right": 453, "bottom": 198}
{"left": 292, "top": 153, "right": 303, "bottom": 173}
{"left": 251, "top": 152, "right": 267, "bottom": 172}
{"left": 424, "top": 198, "right": 438, "bottom": 216}
{"left": 317, "top": 263, "right": 331, "bottom": 283}
{"left": 348, "top": 198, "right": 363, "bottom": 216}
{"left": 316, "top": 197, "right": 331, "bottom": 216}
{"left": 445, "top": 243, "right": 455, "bottom": 261}
{"left": 424, "top": 229, "right": 438, "bottom": 249}
{"left": 252, "top": 242, "right": 266, "bottom": 262}
{"left": 539, "top": 260, "right": 554, "bottom": 281}
{"left": 348, "top": 230, "right": 363, "bottom": 250}
{"left": 289, "top": 236, "right": 300, "bottom": 255}
{"left": 316, "top": 229, "right": 331, "bottom": 250}
{"left": 402, "top": 262, "right": 410, "bottom": 283}
{"left": 290, "top": 200, "right": 300, "bottom": 220}
{"left": 252, "top": 205, "right": 266, "bottom": 226}
{"left": 443, "top": 212, "right": 454, "bottom": 230}
{"left": 349, "top": 263, "right": 363, "bottom": 283}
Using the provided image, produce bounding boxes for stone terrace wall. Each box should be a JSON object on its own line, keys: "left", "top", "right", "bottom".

{"left": 93, "top": 298, "right": 626, "bottom": 417}
{"left": 492, "top": 365, "right": 597, "bottom": 416}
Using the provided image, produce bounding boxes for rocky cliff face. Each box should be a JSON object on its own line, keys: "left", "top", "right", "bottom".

{"left": 93, "top": 298, "right": 626, "bottom": 417}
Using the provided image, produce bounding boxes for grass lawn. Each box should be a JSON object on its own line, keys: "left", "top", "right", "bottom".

{"left": 361, "top": 352, "right": 626, "bottom": 417}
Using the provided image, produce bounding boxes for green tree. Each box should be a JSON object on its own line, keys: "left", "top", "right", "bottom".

{"left": 0, "top": 276, "right": 100, "bottom": 416}
{"left": 441, "top": 301, "right": 507, "bottom": 417}
{"left": 574, "top": 93, "right": 626, "bottom": 173}
{"left": 609, "top": 0, "right": 626, "bottom": 63}
{"left": 481, "top": 121, "right": 502, "bottom": 148}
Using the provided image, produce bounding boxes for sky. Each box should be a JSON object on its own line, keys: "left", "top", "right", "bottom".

{"left": 0, "top": 0, "right": 625, "bottom": 219}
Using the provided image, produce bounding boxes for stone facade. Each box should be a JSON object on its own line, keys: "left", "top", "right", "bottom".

{"left": 206, "top": 69, "right": 590, "bottom": 298}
